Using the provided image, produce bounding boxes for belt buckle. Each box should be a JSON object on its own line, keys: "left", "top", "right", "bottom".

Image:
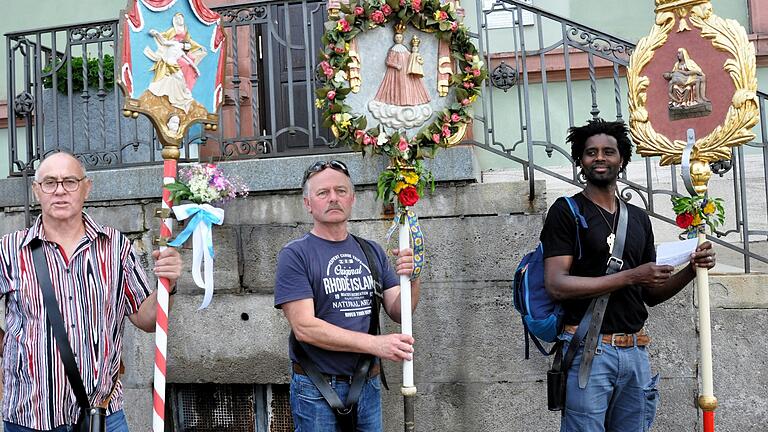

{"left": 606, "top": 256, "right": 624, "bottom": 272}
{"left": 610, "top": 333, "right": 627, "bottom": 347}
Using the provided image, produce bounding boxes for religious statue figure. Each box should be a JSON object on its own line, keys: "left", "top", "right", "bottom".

{"left": 144, "top": 12, "right": 207, "bottom": 113}
{"left": 663, "top": 47, "right": 712, "bottom": 120}
{"left": 368, "top": 24, "right": 433, "bottom": 130}
{"left": 437, "top": 39, "right": 453, "bottom": 97}
{"left": 348, "top": 39, "right": 362, "bottom": 93}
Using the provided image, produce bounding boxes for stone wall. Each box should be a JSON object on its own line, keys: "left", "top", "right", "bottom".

{"left": 0, "top": 149, "right": 765, "bottom": 431}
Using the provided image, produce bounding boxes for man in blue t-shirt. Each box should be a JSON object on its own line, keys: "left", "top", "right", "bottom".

{"left": 274, "top": 160, "right": 421, "bottom": 432}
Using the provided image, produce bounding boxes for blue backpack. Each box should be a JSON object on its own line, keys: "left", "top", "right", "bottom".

{"left": 513, "top": 196, "right": 588, "bottom": 358}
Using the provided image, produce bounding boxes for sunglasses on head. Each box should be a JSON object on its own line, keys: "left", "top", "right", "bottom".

{"left": 301, "top": 160, "right": 350, "bottom": 186}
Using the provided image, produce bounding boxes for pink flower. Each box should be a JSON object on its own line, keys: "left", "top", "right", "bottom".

{"left": 442, "top": 126, "right": 451, "bottom": 138}
{"left": 463, "top": 81, "right": 475, "bottom": 89}
{"left": 371, "top": 10, "right": 385, "bottom": 24}
{"left": 363, "top": 135, "right": 373, "bottom": 145}
{"left": 437, "top": 11, "right": 448, "bottom": 21}
{"left": 473, "top": 69, "right": 481, "bottom": 77}
{"left": 400, "top": 0, "right": 406, "bottom": 5}
{"left": 319, "top": 61, "right": 334, "bottom": 78}
{"left": 432, "top": 133, "right": 441, "bottom": 143}
{"left": 450, "top": 21, "right": 458, "bottom": 32}
{"left": 339, "top": 20, "right": 351, "bottom": 32}
{"left": 327, "top": 90, "right": 336, "bottom": 100}
{"left": 461, "top": 98, "right": 470, "bottom": 106}
{"left": 354, "top": 6, "right": 364, "bottom": 15}
{"left": 398, "top": 136, "right": 409, "bottom": 151}
{"left": 334, "top": 46, "right": 345, "bottom": 53}
{"left": 382, "top": 4, "right": 393, "bottom": 16}
{"left": 355, "top": 130, "right": 365, "bottom": 140}
{"left": 451, "top": 113, "right": 461, "bottom": 122}
{"left": 412, "top": 0, "right": 422, "bottom": 11}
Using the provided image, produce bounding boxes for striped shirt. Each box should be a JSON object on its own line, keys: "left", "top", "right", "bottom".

{"left": 0, "top": 213, "right": 151, "bottom": 429}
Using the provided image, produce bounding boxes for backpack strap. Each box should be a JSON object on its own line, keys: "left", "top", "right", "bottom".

{"left": 563, "top": 196, "right": 588, "bottom": 260}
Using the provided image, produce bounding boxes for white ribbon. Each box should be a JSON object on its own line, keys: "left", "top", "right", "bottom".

{"left": 167, "top": 203, "right": 224, "bottom": 310}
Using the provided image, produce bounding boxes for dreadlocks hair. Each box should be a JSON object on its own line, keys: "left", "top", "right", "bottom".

{"left": 567, "top": 118, "right": 633, "bottom": 173}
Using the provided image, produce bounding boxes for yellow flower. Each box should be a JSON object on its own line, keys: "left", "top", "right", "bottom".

{"left": 434, "top": 11, "right": 441, "bottom": 20}
{"left": 393, "top": 181, "right": 408, "bottom": 193}
{"left": 403, "top": 171, "right": 419, "bottom": 185}
{"left": 314, "top": 99, "right": 324, "bottom": 108}
{"left": 345, "top": 42, "right": 350, "bottom": 52}
{"left": 692, "top": 214, "right": 702, "bottom": 226}
{"left": 703, "top": 202, "right": 716, "bottom": 215}
{"left": 333, "top": 113, "right": 352, "bottom": 128}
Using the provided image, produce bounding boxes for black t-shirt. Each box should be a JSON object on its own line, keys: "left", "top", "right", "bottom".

{"left": 540, "top": 193, "right": 656, "bottom": 334}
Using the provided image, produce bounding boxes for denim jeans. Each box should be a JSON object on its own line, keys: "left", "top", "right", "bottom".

{"left": 290, "top": 372, "right": 382, "bottom": 432}
{"left": 559, "top": 333, "right": 660, "bottom": 432}
{"left": 4, "top": 410, "right": 130, "bottom": 432}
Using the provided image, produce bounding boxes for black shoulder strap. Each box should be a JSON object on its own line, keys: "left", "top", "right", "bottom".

{"left": 30, "top": 239, "right": 92, "bottom": 413}
{"left": 557, "top": 199, "right": 630, "bottom": 388}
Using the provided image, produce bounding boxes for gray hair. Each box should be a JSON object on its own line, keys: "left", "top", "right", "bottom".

{"left": 302, "top": 174, "right": 355, "bottom": 197}
{"left": 34, "top": 151, "right": 88, "bottom": 182}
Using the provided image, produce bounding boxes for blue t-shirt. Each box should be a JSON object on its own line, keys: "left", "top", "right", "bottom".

{"left": 274, "top": 232, "right": 399, "bottom": 375}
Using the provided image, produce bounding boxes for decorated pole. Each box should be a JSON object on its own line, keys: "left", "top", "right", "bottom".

{"left": 316, "top": 0, "right": 485, "bottom": 430}
{"left": 117, "top": 0, "right": 225, "bottom": 429}
{"left": 627, "top": 1, "right": 758, "bottom": 430}
{"left": 398, "top": 214, "right": 416, "bottom": 432}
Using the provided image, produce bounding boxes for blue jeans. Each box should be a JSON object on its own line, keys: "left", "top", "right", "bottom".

{"left": 290, "top": 372, "right": 382, "bottom": 432}
{"left": 4, "top": 410, "right": 130, "bottom": 432}
{"left": 559, "top": 333, "right": 660, "bottom": 432}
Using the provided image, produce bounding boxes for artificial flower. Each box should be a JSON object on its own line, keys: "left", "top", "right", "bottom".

{"left": 398, "top": 186, "right": 420, "bottom": 206}
{"left": 675, "top": 212, "right": 694, "bottom": 229}
{"left": 403, "top": 171, "right": 419, "bottom": 185}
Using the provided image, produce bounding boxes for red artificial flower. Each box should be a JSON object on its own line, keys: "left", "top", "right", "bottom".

{"left": 354, "top": 6, "right": 364, "bottom": 15}
{"left": 363, "top": 135, "right": 373, "bottom": 145}
{"left": 398, "top": 136, "right": 409, "bottom": 151}
{"left": 451, "top": 113, "right": 461, "bottom": 122}
{"left": 354, "top": 130, "right": 365, "bottom": 140}
{"left": 412, "top": 0, "right": 422, "bottom": 12}
{"left": 382, "top": 4, "right": 393, "bottom": 16}
{"left": 398, "top": 186, "right": 420, "bottom": 207}
{"left": 327, "top": 90, "right": 336, "bottom": 100}
{"left": 339, "top": 20, "right": 351, "bottom": 32}
{"left": 437, "top": 10, "right": 448, "bottom": 21}
{"left": 371, "top": 10, "right": 385, "bottom": 23}
{"left": 675, "top": 212, "right": 694, "bottom": 229}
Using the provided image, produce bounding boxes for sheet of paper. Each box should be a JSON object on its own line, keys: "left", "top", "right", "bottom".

{"left": 656, "top": 238, "right": 699, "bottom": 267}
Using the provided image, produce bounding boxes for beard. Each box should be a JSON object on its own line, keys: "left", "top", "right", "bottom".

{"left": 583, "top": 165, "right": 620, "bottom": 187}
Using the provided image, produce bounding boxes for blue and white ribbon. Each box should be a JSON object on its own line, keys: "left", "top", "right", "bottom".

{"left": 387, "top": 209, "right": 425, "bottom": 278}
{"left": 167, "top": 203, "right": 225, "bottom": 310}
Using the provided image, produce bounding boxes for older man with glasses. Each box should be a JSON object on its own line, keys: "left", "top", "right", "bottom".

{"left": 0, "top": 152, "right": 182, "bottom": 432}
{"left": 274, "top": 160, "right": 421, "bottom": 432}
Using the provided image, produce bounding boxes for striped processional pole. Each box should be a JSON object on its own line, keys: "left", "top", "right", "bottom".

{"left": 153, "top": 151, "right": 178, "bottom": 432}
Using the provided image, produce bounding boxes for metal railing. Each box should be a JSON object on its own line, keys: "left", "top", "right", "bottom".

{"left": 5, "top": 0, "right": 338, "bottom": 175}
{"left": 472, "top": 0, "right": 768, "bottom": 272}
{"left": 5, "top": 0, "right": 767, "bottom": 270}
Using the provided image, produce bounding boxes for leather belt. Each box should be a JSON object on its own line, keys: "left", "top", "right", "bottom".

{"left": 292, "top": 362, "right": 381, "bottom": 383}
{"left": 563, "top": 325, "right": 651, "bottom": 347}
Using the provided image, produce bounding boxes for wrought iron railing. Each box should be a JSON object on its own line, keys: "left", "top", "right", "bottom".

{"left": 5, "top": 0, "right": 767, "bottom": 270}
{"left": 4, "top": 0, "right": 338, "bottom": 176}
{"left": 472, "top": 0, "right": 768, "bottom": 272}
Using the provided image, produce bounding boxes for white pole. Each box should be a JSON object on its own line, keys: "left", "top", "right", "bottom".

{"left": 399, "top": 216, "right": 415, "bottom": 389}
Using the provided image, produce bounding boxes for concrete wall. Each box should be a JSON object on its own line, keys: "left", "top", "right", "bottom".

{"left": 0, "top": 151, "right": 766, "bottom": 431}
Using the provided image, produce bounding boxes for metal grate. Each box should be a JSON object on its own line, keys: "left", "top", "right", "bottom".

{"left": 269, "top": 385, "right": 293, "bottom": 432}
{"left": 172, "top": 383, "right": 294, "bottom": 432}
{"left": 174, "top": 384, "right": 255, "bottom": 432}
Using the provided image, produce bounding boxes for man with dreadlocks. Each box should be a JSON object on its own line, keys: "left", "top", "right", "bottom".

{"left": 540, "top": 118, "right": 716, "bottom": 431}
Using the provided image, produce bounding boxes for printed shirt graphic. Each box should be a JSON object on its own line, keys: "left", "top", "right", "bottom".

{"left": 274, "top": 233, "right": 399, "bottom": 376}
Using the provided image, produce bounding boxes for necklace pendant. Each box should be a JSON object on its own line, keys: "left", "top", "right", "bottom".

{"left": 607, "top": 233, "right": 616, "bottom": 251}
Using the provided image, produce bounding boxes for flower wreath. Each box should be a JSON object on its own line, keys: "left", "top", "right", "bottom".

{"left": 671, "top": 195, "right": 725, "bottom": 238}
{"left": 316, "top": 0, "right": 486, "bottom": 209}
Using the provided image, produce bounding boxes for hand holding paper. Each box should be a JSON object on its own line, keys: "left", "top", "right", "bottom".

{"left": 656, "top": 238, "right": 699, "bottom": 267}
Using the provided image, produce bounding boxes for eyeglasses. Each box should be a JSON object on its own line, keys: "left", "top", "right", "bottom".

{"left": 35, "top": 177, "right": 87, "bottom": 194}
{"left": 301, "top": 160, "right": 350, "bottom": 186}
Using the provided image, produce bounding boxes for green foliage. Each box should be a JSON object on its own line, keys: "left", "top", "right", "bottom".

{"left": 42, "top": 54, "right": 115, "bottom": 94}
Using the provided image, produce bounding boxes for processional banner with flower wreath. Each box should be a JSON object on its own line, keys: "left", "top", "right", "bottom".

{"left": 317, "top": 0, "right": 486, "bottom": 268}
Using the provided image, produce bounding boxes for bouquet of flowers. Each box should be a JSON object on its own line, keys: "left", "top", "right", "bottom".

{"left": 165, "top": 163, "right": 247, "bottom": 309}
{"left": 166, "top": 163, "right": 248, "bottom": 205}
{"left": 377, "top": 159, "right": 434, "bottom": 210}
{"left": 672, "top": 195, "right": 725, "bottom": 237}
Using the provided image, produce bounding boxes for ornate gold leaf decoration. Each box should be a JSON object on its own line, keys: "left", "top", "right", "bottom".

{"left": 627, "top": 2, "right": 759, "bottom": 166}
